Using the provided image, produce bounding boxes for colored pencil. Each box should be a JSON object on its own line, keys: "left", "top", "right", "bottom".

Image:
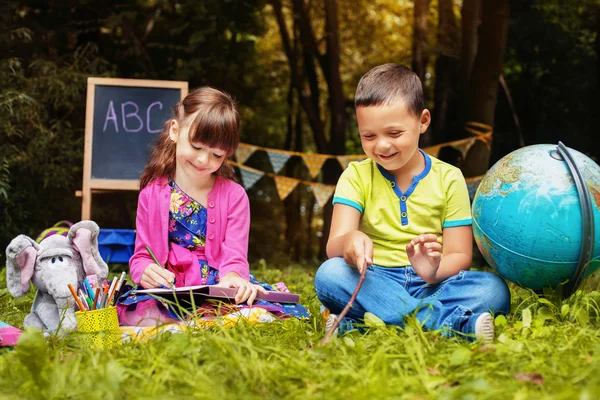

{"left": 101, "top": 284, "right": 110, "bottom": 308}
{"left": 83, "top": 278, "right": 94, "bottom": 301}
{"left": 109, "top": 272, "right": 126, "bottom": 306}
{"left": 92, "top": 287, "right": 100, "bottom": 310}
{"left": 105, "top": 276, "right": 118, "bottom": 307}
{"left": 68, "top": 283, "right": 86, "bottom": 312}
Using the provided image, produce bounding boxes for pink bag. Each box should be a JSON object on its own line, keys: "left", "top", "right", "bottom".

{"left": 0, "top": 321, "right": 22, "bottom": 347}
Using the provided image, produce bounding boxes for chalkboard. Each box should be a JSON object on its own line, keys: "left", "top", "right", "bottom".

{"left": 81, "top": 77, "right": 188, "bottom": 219}
{"left": 91, "top": 85, "right": 181, "bottom": 180}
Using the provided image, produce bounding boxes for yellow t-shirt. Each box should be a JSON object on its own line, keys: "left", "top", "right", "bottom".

{"left": 332, "top": 150, "right": 472, "bottom": 267}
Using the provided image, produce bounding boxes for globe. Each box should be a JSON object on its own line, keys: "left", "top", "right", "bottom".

{"left": 472, "top": 144, "right": 600, "bottom": 292}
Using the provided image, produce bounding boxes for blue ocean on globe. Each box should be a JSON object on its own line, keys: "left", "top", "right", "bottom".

{"left": 472, "top": 144, "right": 600, "bottom": 291}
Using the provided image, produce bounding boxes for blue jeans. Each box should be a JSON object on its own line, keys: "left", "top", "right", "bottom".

{"left": 314, "top": 258, "right": 511, "bottom": 336}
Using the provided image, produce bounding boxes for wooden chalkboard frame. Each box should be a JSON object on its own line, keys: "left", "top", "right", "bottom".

{"left": 80, "top": 77, "right": 188, "bottom": 219}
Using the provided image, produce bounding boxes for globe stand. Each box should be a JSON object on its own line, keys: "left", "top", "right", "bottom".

{"left": 551, "top": 142, "right": 595, "bottom": 297}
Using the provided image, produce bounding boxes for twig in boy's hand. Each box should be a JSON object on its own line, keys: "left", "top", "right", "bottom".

{"left": 320, "top": 264, "right": 367, "bottom": 345}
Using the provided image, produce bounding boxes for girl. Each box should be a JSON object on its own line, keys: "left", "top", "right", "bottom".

{"left": 117, "top": 87, "right": 307, "bottom": 326}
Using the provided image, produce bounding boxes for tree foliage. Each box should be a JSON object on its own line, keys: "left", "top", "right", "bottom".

{"left": 0, "top": 0, "right": 267, "bottom": 255}
{"left": 497, "top": 0, "right": 599, "bottom": 163}
{"left": 0, "top": 0, "right": 597, "bottom": 262}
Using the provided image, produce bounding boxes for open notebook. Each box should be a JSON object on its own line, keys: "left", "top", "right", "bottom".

{"left": 133, "top": 285, "right": 300, "bottom": 304}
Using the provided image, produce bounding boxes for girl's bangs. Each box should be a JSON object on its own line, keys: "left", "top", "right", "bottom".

{"left": 187, "top": 106, "right": 239, "bottom": 155}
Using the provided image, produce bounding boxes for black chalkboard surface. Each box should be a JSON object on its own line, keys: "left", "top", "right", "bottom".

{"left": 91, "top": 85, "right": 181, "bottom": 180}
{"left": 81, "top": 77, "right": 188, "bottom": 219}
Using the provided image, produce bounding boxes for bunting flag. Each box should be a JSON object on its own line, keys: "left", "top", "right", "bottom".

{"left": 464, "top": 121, "right": 493, "bottom": 148}
{"left": 310, "top": 183, "right": 335, "bottom": 208}
{"left": 301, "top": 154, "right": 329, "bottom": 178}
{"left": 232, "top": 125, "right": 492, "bottom": 201}
{"left": 235, "top": 143, "right": 258, "bottom": 164}
{"left": 266, "top": 151, "right": 292, "bottom": 173}
{"left": 239, "top": 168, "right": 264, "bottom": 190}
{"left": 274, "top": 176, "right": 300, "bottom": 201}
{"left": 336, "top": 155, "right": 366, "bottom": 169}
{"left": 232, "top": 161, "right": 484, "bottom": 207}
{"left": 422, "top": 145, "right": 441, "bottom": 158}
{"left": 235, "top": 123, "right": 493, "bottom": 180}
{"left": 451, "top": 138, "right": 476, "bottom": 159}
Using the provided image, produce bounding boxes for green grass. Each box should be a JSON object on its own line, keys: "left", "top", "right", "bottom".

{"left": 1, "top": 264, "right": 600, "bottom": 399}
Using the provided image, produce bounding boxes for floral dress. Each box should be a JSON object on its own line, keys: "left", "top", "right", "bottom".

{"left": 116, "top": 180, "right": 309, "bottom": 326}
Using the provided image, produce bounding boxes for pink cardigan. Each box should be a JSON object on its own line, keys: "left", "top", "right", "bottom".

{"left": 129, "top": 176, "right": 251, "bottom": 286}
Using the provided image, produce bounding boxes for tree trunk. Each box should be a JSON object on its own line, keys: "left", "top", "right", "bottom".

{"left": 431, "top": 0, "right": 459, "bottom": 145}
{"left": 284, "top": 113, "right": 304, "bottom": 262}
{"left": 271, "top": 0, "right": 347, "bottom": 260}
{"left": 412, "top": 0, "right": 431, "bottom": 83}
{"left": 460, "top": 0, "right": 480, "bottom": 91}
{"left": 324, "top": 0, "right": 346, "bottom": 156}
{"left": 466, "top": 0, "right": 509, "bottom": 126}
{"left": 271, "top": 0, "right": 327, "bottom": 153}
{"left": 463, "top": 0, "right": 510, "bottom": 176}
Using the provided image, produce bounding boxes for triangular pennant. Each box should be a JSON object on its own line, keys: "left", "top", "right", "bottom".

{"left": 310, "top": 183, "right": 335, "bottom": 208}
{"left": 301, "top": 154, "right": 328, "bottom": 178}
{"left": 464, "top": 121, "right": 493, "bottom": 138}
{"left": 274, "top": 176, "right": 299, "bottom": 200}
{"left": 266, "top": 151, "right": 292, "bottom": 173}
{"left": 336, "top": 155, "right": 366, "bottom": 169}
{"left": 239, "top": 167, "right": 264, "bottom": 190}
{"left": 235, "top": 144, "right": 258, "bottom": 164}
{"left": 476, "top": 134, "right": 493, "bottom": 149}
{"left": 450, "top": 138, "right": 475, "bottom": 159}
{"left": 422, "top": 145, "right": 441, "bottom": 158}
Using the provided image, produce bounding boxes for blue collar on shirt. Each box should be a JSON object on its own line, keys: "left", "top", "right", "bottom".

{"left": 376, "top": 149, "right": 431, "bottom": 226}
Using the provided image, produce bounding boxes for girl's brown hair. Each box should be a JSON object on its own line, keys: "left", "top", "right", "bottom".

{"left": 139, "top": 86, "right": 240, "bottom": 189}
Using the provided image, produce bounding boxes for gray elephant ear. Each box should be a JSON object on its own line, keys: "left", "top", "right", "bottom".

{"left": 6, "top": 235, "right": 39, "bottom": 298}
{"left": 68, "top": 220, "right": 109, "bottom": 281}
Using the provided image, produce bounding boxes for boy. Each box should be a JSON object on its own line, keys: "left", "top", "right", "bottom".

{"left": 314, "top": 64, "right": 510, "bottom": 342}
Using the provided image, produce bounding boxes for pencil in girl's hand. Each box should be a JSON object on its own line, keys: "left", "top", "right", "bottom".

{"left": 145, "top": 245, "right": 176, "bottom": 290}
{"left": 145, "top": 245, "right": 163, "bottom": 267}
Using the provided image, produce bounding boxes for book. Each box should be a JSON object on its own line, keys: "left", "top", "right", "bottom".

{"left": 132, "top": 285, "right": 300, "bottom": 304}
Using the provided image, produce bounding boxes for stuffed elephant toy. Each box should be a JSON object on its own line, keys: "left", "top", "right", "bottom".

{"left": 6, "top": 220, "right": 109, "bottom": 334}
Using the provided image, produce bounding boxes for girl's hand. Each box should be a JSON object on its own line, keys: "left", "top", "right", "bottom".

{"left": 217, "top": 272, "right": 269, "bottom": 306}
{"left": 343, "top": 231, "right": 373, "bottom": 273}
{"left": 141, "top": 263, "right": 176, "bottom": 289}
{"left": 406, "top": 234, "right": 442, "bottom": 283}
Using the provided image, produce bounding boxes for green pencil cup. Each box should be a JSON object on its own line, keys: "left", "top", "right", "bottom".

{"left": 75, "top": 306, "right": 121, "bottom": 349}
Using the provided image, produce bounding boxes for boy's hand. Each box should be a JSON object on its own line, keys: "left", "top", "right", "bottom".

{"left": 141, "top": 263, "right": 176, "bottom": 289}
{"left": 343, "top": 231, "right": 373, "bottom": 273}
{"left": 406, "top": 234, "right": 442, "bottom": 282}
{"left": 217, "top": 272, "right": 269, "bottom": 306}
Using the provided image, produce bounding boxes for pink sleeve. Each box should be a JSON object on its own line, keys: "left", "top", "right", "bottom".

{"left": 218, "top": 187, "right": 251, "bottom": 280}
{"left": 129, "top": 189, "right": 154, "bottom": 285}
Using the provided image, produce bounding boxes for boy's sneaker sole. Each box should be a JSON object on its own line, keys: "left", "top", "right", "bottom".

{"left": 474, "top": 312, "right": 494, "bottom": 343}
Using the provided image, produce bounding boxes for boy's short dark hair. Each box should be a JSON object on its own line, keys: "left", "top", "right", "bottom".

{"left": 355, "top": 63, "right": 424, "bottom": 117}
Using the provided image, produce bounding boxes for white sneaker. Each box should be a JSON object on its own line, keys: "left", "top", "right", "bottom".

{"left": 474, "top": 312, "right": 494, "bottom": 343}
{"left": 325, "top": 313, "right": 339, "bottom": 336}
